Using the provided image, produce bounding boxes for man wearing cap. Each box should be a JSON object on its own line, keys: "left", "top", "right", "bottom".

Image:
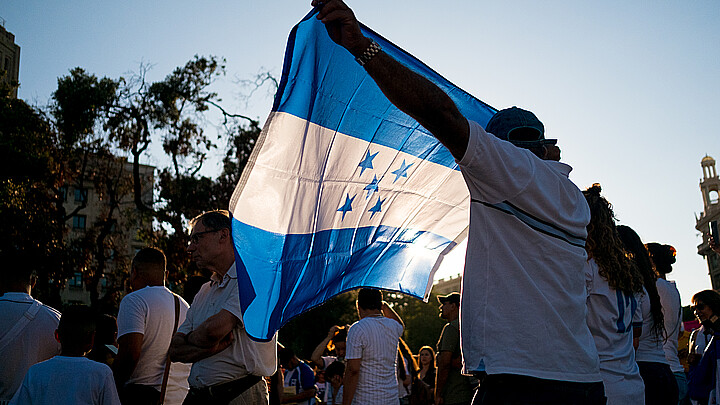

{"left": 313, "top": 1, "right": 603, "bottom": 404}
{"left": 435, "top": 293, "right": 473, "bottom": 405}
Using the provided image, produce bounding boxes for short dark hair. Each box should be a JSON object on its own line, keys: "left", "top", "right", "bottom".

{"left": 189, "top": 210, "right": 231, "bottom": 232}
{"left": 693, "top": 290, "right": 720, "bottom": 316}
{"left": 57, "top": 305, "right": 96, "bottom": 349}
{"left": 132, "top": 247, "right": 166, "bottom": 274}
{"left": 357, "top": 288, "right": 382, "bottom": 310}
{"left": 325, "top": 361, "right": 345, "bottom": 380}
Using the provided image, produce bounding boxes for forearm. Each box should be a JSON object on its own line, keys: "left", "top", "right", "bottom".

{"left": 381, "top": 302, "right": 404, "bottom": 329}
{"left": 341, "top": 369, "right": 359, "bottom": 405}
{"left": 169, "top": 333, "right": 218, "bottom": 363}
{"left": 363, "top": 49, "right": 468, "bottom": 159}
{"left": 282, "top": 389, "right": 316, "bottom": 404}
{"left": 112, "top": 354, "right": 138, "bottom": 389}
{"left": 310, "top": 337, "right": 332, "bottom": 367}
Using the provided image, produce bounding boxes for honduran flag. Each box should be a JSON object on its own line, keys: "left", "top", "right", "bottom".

{"left": 229, "top": 10, "right": 497, "bottom": 341}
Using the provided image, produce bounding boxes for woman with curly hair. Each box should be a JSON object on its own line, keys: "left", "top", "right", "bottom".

{"left": 583, "top": 184, "right": 646, "bottom": 404}
{"left": 617, "top": 225, "right": 679, "bottom": 405}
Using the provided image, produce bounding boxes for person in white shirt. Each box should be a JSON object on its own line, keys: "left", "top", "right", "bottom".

{"left": 313, "top": 1, "right": 604, "bottom": 403}
{"left": 9, "top": 305, "right": 121, "bottom": 405}
{"left": 646, "top": 242, "right": 687, "bottom": 404}
{"left": 343, "top": 288, "right": 404, "bottom": 405}
{"left": 618, "top": 228, "right": 679, "bottom": 405}
{"left": 582, "top": 187, "right": 645, "bottom": 405}
{"left": 170, "top": 210, "right": 277, "bottom": 405}
{"left": 113, "top": 247, "right": 191, "bottom": 405}
{"left": 0, "top": 255, "right": 61, "bottom": 404}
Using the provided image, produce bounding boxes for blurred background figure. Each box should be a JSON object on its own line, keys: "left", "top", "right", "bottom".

{"left": 87, "top": 313, "right": 118, "bottom": 366}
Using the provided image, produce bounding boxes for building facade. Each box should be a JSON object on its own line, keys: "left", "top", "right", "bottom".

{"left": 0, "top": 20, "right": 20, "bottom": 98}
{"left": 433, "top": 273, "right": 462, "bottom": 296}
{"left": 60, "top": 156, "right": 154, "bottom": 305}
{"left": 696, "top": 155, "right": 720, "bottom": 289}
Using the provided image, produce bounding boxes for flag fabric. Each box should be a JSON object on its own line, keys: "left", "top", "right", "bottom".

{"left": 229, "top": 10, "right": 497, "bottom": 341}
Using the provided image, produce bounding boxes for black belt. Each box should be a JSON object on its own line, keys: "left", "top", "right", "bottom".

{"left": 186, "top": 375, "right": 261, "bottom": 404}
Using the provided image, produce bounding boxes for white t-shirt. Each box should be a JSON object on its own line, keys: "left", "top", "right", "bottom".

{"left": 9, "top": 356, "right": 120, "bottom": 405}
{"left": 657, "top": 278, "right": 684, "bottom": 373}
{"left": 457, "top": 120, "right": 601, "bottom": 382}
{"left": 635, "top": 288, "right": 669, "bottom": 364}
{"left": 345, "top": 315, "right": 403, "bottom": 405}
{"left": 177, "top": 263, "right": 277, "bottom": 387}
{"left": 690, "top": 326, "right": 712, "bottom": 356}
{"left": 117, "top": 286, "right": 191, "bottom": 405}
{"left": 0, "top": 292, "right": 61, "bottom": 402}
{"left": 584, "top": 259, "right": 644, "bottom": 404}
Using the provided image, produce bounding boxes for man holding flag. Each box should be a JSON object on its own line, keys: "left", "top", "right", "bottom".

{"left": 312, "top": 1, "right": 604, "bottom": 404}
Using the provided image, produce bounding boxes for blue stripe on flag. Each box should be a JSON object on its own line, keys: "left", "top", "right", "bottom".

{"left": 232, "top": 218, "right": 455, "bottom": 340}
{"left": 274, "top": 10, "right": 497, "bottom": 170}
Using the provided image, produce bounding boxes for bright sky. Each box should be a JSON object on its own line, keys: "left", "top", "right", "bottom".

{"left": 3, "top": 1, "right": 719, "bottom": 305}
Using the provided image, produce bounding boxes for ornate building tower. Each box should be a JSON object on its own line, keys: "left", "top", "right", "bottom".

{"left": 696, "top": 155, "right": 720, "bottom": 289}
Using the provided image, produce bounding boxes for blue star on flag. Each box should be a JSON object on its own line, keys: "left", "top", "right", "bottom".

{"left": 357, "top": 150, "right": 379, "bottom": 177}
{"left": 391, "top": 159, "right": 413, "bottom": 183}
{"left": 337, "top": 193, "right": 355, "bottom": 220}
{"left": 368, "top": 197, "right": 386, "bottom": 219}
{"left": 364, "top": 175, "right": 380, "bottom": 199}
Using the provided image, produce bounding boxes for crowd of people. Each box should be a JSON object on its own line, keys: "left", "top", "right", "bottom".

{"left": 3, "top": 0, "right": 720, "bottom": 404}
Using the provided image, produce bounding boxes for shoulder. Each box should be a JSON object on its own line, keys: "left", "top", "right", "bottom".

{"left": 39, "top": 302, "right": 61, "bottom": 321}
{"left": 119, "top": 289, "right": 148, "bottom": 311}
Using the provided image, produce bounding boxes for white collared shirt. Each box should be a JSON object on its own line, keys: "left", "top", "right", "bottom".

{"left": 177, "top": 263, "right": 277, "bottom": 387}
{"left": 0, "top": 292, "right": 61, "bottom": 402}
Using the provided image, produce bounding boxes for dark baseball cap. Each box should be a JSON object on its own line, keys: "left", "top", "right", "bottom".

{"left": 437, "top": 292, "right": 460, "bottom": 305}
{"left": 485, "top": 107, "right": 556, "bottom": 148}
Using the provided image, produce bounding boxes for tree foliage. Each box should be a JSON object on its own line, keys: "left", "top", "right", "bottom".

{"left": 2, "top": 56, "right": 263, "bottom": 308}
{"left": 0, "top": 84, "right": 65, "bottom": 306}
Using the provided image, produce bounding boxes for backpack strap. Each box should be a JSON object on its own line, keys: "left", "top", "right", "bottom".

{"left": 0, "top": 301, "right": 42, "bottom": 353}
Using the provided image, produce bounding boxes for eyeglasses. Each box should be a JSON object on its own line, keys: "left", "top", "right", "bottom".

{"left": 188, "top": 229, "right": 220, "bottom": 245}
{"left": 692, "top": 303, "right": 707, "bottom": 312}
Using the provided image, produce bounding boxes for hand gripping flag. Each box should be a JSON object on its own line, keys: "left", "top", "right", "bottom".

{"left": 229, "top": 10, "right": 497, "bottom": 341}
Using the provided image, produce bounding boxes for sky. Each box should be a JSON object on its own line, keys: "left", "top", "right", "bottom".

{"left": 2, "top": 1, "right": 719, "bottom": 305}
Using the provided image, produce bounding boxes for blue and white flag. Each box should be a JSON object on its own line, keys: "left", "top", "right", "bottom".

{"left": 229, "top": 10, "right": 496, "bottom": 341}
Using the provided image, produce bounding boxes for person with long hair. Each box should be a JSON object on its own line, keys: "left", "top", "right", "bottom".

{"left": 417, "top": 346, "right": 436, "bottom": 390}
{"left": 397, "top": 338, "right": 418, "bottom": 405}
{"left": 645, "top": 242, "right": 687, "bottom": 402}
{"left": 617, "top": 225, "right": 679, "bottom": 405}
{"left": 583, "top": 184, "right": 646, "bottom": 404}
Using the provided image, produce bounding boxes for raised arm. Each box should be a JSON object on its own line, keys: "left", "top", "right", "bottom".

{"left": 310, "top": 325, "right": 340, "bottom": 368}
{"left": 381, "top": 301, "right": 404, "bottom": 329}
{"left": 312, "top": 0, "right": 469, "bottom": 160}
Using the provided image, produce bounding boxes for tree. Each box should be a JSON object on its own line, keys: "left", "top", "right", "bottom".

{"left": 386, "top": 292, "right": 447, "bottom": 353}
{"left": 0, "top": 81, "right": 65, "bottom": 306}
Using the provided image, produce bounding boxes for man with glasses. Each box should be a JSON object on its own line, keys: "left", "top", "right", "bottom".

{"left": 169, "top": 210, "right": 277, "bottom": 405}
